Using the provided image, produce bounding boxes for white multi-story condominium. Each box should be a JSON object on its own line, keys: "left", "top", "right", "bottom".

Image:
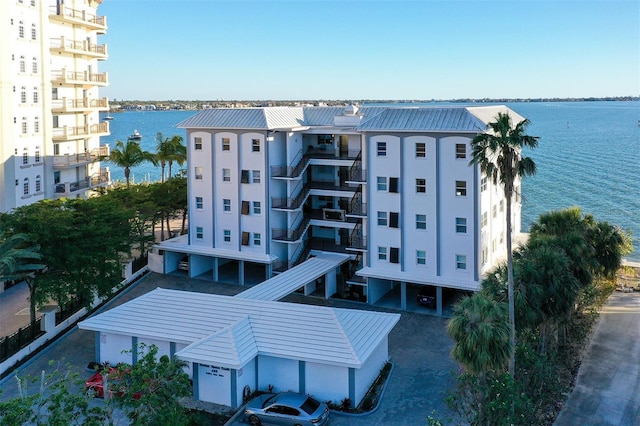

{"left": 155, "top": 105, "right": 525, "bottom": 314}
{"left": 0, "top": 0, "right": 110, "bottom": 213}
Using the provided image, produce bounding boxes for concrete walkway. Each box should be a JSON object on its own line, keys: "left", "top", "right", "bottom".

{"left": 554, "top": 291, "right": 640, "bottom": 426}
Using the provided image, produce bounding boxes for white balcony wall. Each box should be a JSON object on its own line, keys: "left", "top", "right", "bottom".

{"left": 190, "top": 131, "right": 214, "bottom": 247}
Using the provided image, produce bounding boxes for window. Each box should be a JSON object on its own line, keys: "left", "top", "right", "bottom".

{"left": 223, "top": 229, "right": 231, "bottom": 243}
{"left": 32, "top": 87, "right": 38, "bottom": 103}
{"left": 492, "top": 205, "right": 497, "bottom": 218}
{"left": 23, "top": 178, "right": 29, "bottom": 195}
{"left": 194, "top": 167, "right": 203, "bottom": 180}
{"left": 377, "top": 211, "right": 388, "bottom": 226}
{"left": 220, "top": 168, "right": 230, "bottom": 182}
{"left": 54, "top": 171, "right": 60, "bottom": 184}
{"left": 34, "top": 117, "right": 39, "bottom": 133}
{"left": 222, "top": 137, "right": 230, "bottom": 151}
{"left": 390, "top": 247, "right": 399, "bottom": 264}
{"left": 455, "top": 143, "right": 466, "bottom": 159}
{"left": 242, "top": 231, "right": 250, "bottom": 246}
{"left": 241, "top": 170, "right": 249, "bottom": 183}
{"left": 21, "top": 87, "right": 26, "bottom": 104}
{"left": 19, "top": 56, "right": 25, "bottom": 73}
{"left": 456, "top": 217, "right": 467, "bottom": 233}
{"left": 223, "top": 199, "right": 231, "bottom": 212}
{"left": 252, "top": 138, "right": 260, "bottom": 152}
{"left": 32, "top": 57, "right": 37, "bottom": 73}
{"left": 481, "top": 177, "right": 487, "bottom": 192}
{"left": 378, "top": 246, "right": 387, "bottom": 261}
{"left": 456, "top": 254, "right": 467, "bottom": 270}
{"left": 196, "top": 227, "right": 203, "bottom": 239}
{"left": 21, "top": 117, "right": 27, "bottom": 134}
{"left": 482, "top": 212, "right": 488, "bottom": 228}
{"left": 19, "top": 21, "right": 24, "bottom": 38}
{"left": 416, "top": 142, "right": 426, "bottom": 158}
{"left": 253, "top": 201, "right": 261, "bottom": 214}
{"left": 456, "top": 180, "right": 467, "bottom": 196}
{"left": 500, "top": 231, "right": 504, "bottom": 244}
{"left": 482, "top": 247, "right": 488, "bottom": 265}
{"left": 22, "top": 148, "right": 28, "bottom": 164}
{"left": 34, "top": 146, "right": 40, "bottom": 162}
{"left": 377, "top": 141, "right": 386, "bottom": 156}
{"left": 500, "top": 199, "right": 504, "bottom": 212}
{"left": 252, "top": 170, "right": 260, "bottom": 184}
{"left": 416, "top": 178, "right": 426, "bottom": 193}
{"left": 241, "top": 201, "right": 250, "bottom": 215}
{"left": 389, "top": 177, "right": 399, "bottom": 193}
{"left": 195, "top": 196, "right": 203, "bottom": 209}
{"left": 31, "top": 24, "right": 36, "bottom": 40}
{"left": 377, "top": 176, "right": 387, "bottom": 191}
{"left": 194, "top": 137, "right": 202, "bottom": 150}
{"left": 389, "top": 212, "right": 399, "bottom": 228}
{"left": 417, "top": 250, "right": 426, "bottom": 265}
{"left": 416, "top": 214, "right": 426, "bottom": 230}
{"left": 35, "top": 175, "right": 41, "bottom": 193}
{"left": 253, "top": 233, "right": 261, "bottom": 246}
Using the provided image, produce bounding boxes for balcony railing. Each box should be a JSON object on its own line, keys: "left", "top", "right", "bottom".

{"left": 50, "top": 37, "right": 108, "bottom": 59}
{"left": 49, "top": 5, "right": 107, "bottom": 32}
{"left": 272, "top": 215, "right": 311, "bottom": 243}
{"left": 54, "top": 169, "right": 110, "bottom": 196}
{"left": 51, "top": 97, "right": 109, "bottom": 113}
{"left": 53, "top": 145, "right": 110, "bottom": 169}
{"left": 52, "top": 123, "right": 109, "bottom": 141}
{"left": 348, "top": 223, "right": 367, "bottom": 250}
{"left": 272, "top": 180, "right": 356, "bottom": 211}
{"left": 51, "top": 69, "right": 108, "bottom": 86}
{"left": 271, "top": 147, "right": 361, "bottom": 179}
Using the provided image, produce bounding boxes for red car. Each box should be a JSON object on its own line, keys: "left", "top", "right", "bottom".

{"left": 85, "top": 367, "right": 141, "bottom": 399}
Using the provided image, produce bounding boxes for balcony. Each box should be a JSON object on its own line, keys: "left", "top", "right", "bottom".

{"left": 51, "top": 97, "right": 109, "bottom": 114}
{"left": 50, "top": 37, "right": 108, "bottom": 60}
{"left": 53, "top": 145, "right": 110, "bottom": 169}
{"left": 52, "top": 123, "right": 109, "bottom": 141}
{"left": 54, "top": 169, "right": 110, "bottom": 197}
{"left": 51, "top": 69, "right": 108, "bottom": 87}
{"left": 271, "top": 180, "right": 356, "bottom": 211}
{"left": 49, "top": 5, "right": 107, "bottom": 33}
{"left": 271, "top": 148, "right": 361, "bottom": 179}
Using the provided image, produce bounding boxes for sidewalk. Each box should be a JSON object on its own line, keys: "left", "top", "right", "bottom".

{"left": 554, "top": 291, "right": 640, "bottom": 425}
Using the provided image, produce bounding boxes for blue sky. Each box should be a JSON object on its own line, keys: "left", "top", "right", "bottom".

{"left": 98, "top": 0, "right": 639, "bottom": 101}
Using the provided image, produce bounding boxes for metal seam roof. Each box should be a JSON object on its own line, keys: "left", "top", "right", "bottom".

{"left": 78, "top": 288, "right": 400, "bottom": 369}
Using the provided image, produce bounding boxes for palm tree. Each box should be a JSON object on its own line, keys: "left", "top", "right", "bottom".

{"left": 447, "top": 292, "right": 511, "bottom": 374}
{"left": 470, "top": 111, "right": 539, "bottom": 377}
{"left": 155, "top": 132, "right": 170, "bottom": 182}
{"left": 166, "top": 135, "right": 186, "bottom": 180}
{"left": 109, "top": 140, "right": 156, "bottom": 187}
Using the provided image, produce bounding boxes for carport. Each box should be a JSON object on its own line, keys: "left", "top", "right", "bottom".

{"left": 236, "top": 253, "right": 351, "bottom": 301}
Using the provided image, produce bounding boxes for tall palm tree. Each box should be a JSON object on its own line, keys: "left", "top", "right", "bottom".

{"left": 166, "top": 135, "right": 186, "bottom": 180}
{"left": 155, "top": 132, "right": 170, "bottom": 182}
{"left": 109, "top": 140, "right": 156, "bottom": 187}
{"left": 470, "top": 111, "right": 539, "bottom": 377}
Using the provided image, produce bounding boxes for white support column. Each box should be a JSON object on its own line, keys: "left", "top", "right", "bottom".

{"left": 213, "top": 257, "right": 219, "bottom": 282}
{"left": 400, "top": 281, "right": 407, "bottom": 310}
{"left": 239, "top": 260, "right": 245, "bottom": 286}
{"left": 436, "top": 286, "right": 443, "bottom": 316}
{"left": 325, "top": 268, "right": 337, "bottom": 299}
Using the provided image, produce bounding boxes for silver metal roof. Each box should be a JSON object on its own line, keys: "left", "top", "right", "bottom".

{"left": 78, "top": 288, "right": 400, "bottom": 369}
{"left": 356, "top": 106, "right": 488, "bottom": 132}
{"left": 235, "top": 253, "right": 350, "bottom": 301}
{"left": 176, "top": 107, "right": 304, "bottom": 130}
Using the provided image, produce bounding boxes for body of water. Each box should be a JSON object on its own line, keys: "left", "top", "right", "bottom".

{"left": 100, "top": 101, "right": 640, "bottom": 260}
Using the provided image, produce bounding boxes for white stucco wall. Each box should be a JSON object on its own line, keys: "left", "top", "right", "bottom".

{"left": 235, "top": 359, "right": 257, "bottom": 407}
{"left": 258, "top": 356, "right": 299, "bottom": 393}
{"left": 137, "top": 337, "right": 170, "bottom": 360}
{"left": 189, "top": 131, "right": 214, "bottom": 248}
{"left": 99, "top": 333, "right": 132, "bottom": 365}
{"left": 354, "top": 336, "right": 389, "bottom": 404}
{"left": 305, "top": 362, "right": 349, "bottom": 404}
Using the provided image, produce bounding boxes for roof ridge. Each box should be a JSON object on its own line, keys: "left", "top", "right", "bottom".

{"left": 330, "top": 309, "right": 362, "bottom": 366}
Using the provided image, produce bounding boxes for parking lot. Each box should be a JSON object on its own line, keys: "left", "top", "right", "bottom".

{"left": 0, "top": 272, "right": 458, "bottom": 425}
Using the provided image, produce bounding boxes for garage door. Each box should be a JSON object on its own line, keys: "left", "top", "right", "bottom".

{"left": 198, "top": 364, "right": 231, "bottom": 406}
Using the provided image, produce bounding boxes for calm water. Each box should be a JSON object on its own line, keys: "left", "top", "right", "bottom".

{"left": 100, "top": 101, "right": 640, "bottom": 260}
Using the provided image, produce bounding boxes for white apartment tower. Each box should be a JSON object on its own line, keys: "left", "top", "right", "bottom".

{"left": 0, "top": 0, "right": 110, "bottom": 213}
{"left": 155, "top": 105, "right": 525, "bottom": 314}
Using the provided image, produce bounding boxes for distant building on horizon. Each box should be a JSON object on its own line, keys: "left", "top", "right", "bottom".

{"left": 152, "top": 104, "right": 526, "bottom": 313}
{"left": 0, "top": 0, "right": 110, "bottom": 213}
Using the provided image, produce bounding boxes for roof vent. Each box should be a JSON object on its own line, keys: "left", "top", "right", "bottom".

{"left": 344, "top": 104, "right": 358, "bottom": 115}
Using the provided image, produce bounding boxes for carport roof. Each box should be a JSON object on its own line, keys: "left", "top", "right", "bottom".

{"left": 235, "top": 253, "right": 350, "bottom": 301}
{"left": 78, "top": 288, "right": 400, "bottom": 369}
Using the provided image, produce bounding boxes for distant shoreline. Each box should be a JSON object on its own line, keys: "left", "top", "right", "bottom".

{"left": 108, "top": 97, "right": 639, "bottom": 111}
